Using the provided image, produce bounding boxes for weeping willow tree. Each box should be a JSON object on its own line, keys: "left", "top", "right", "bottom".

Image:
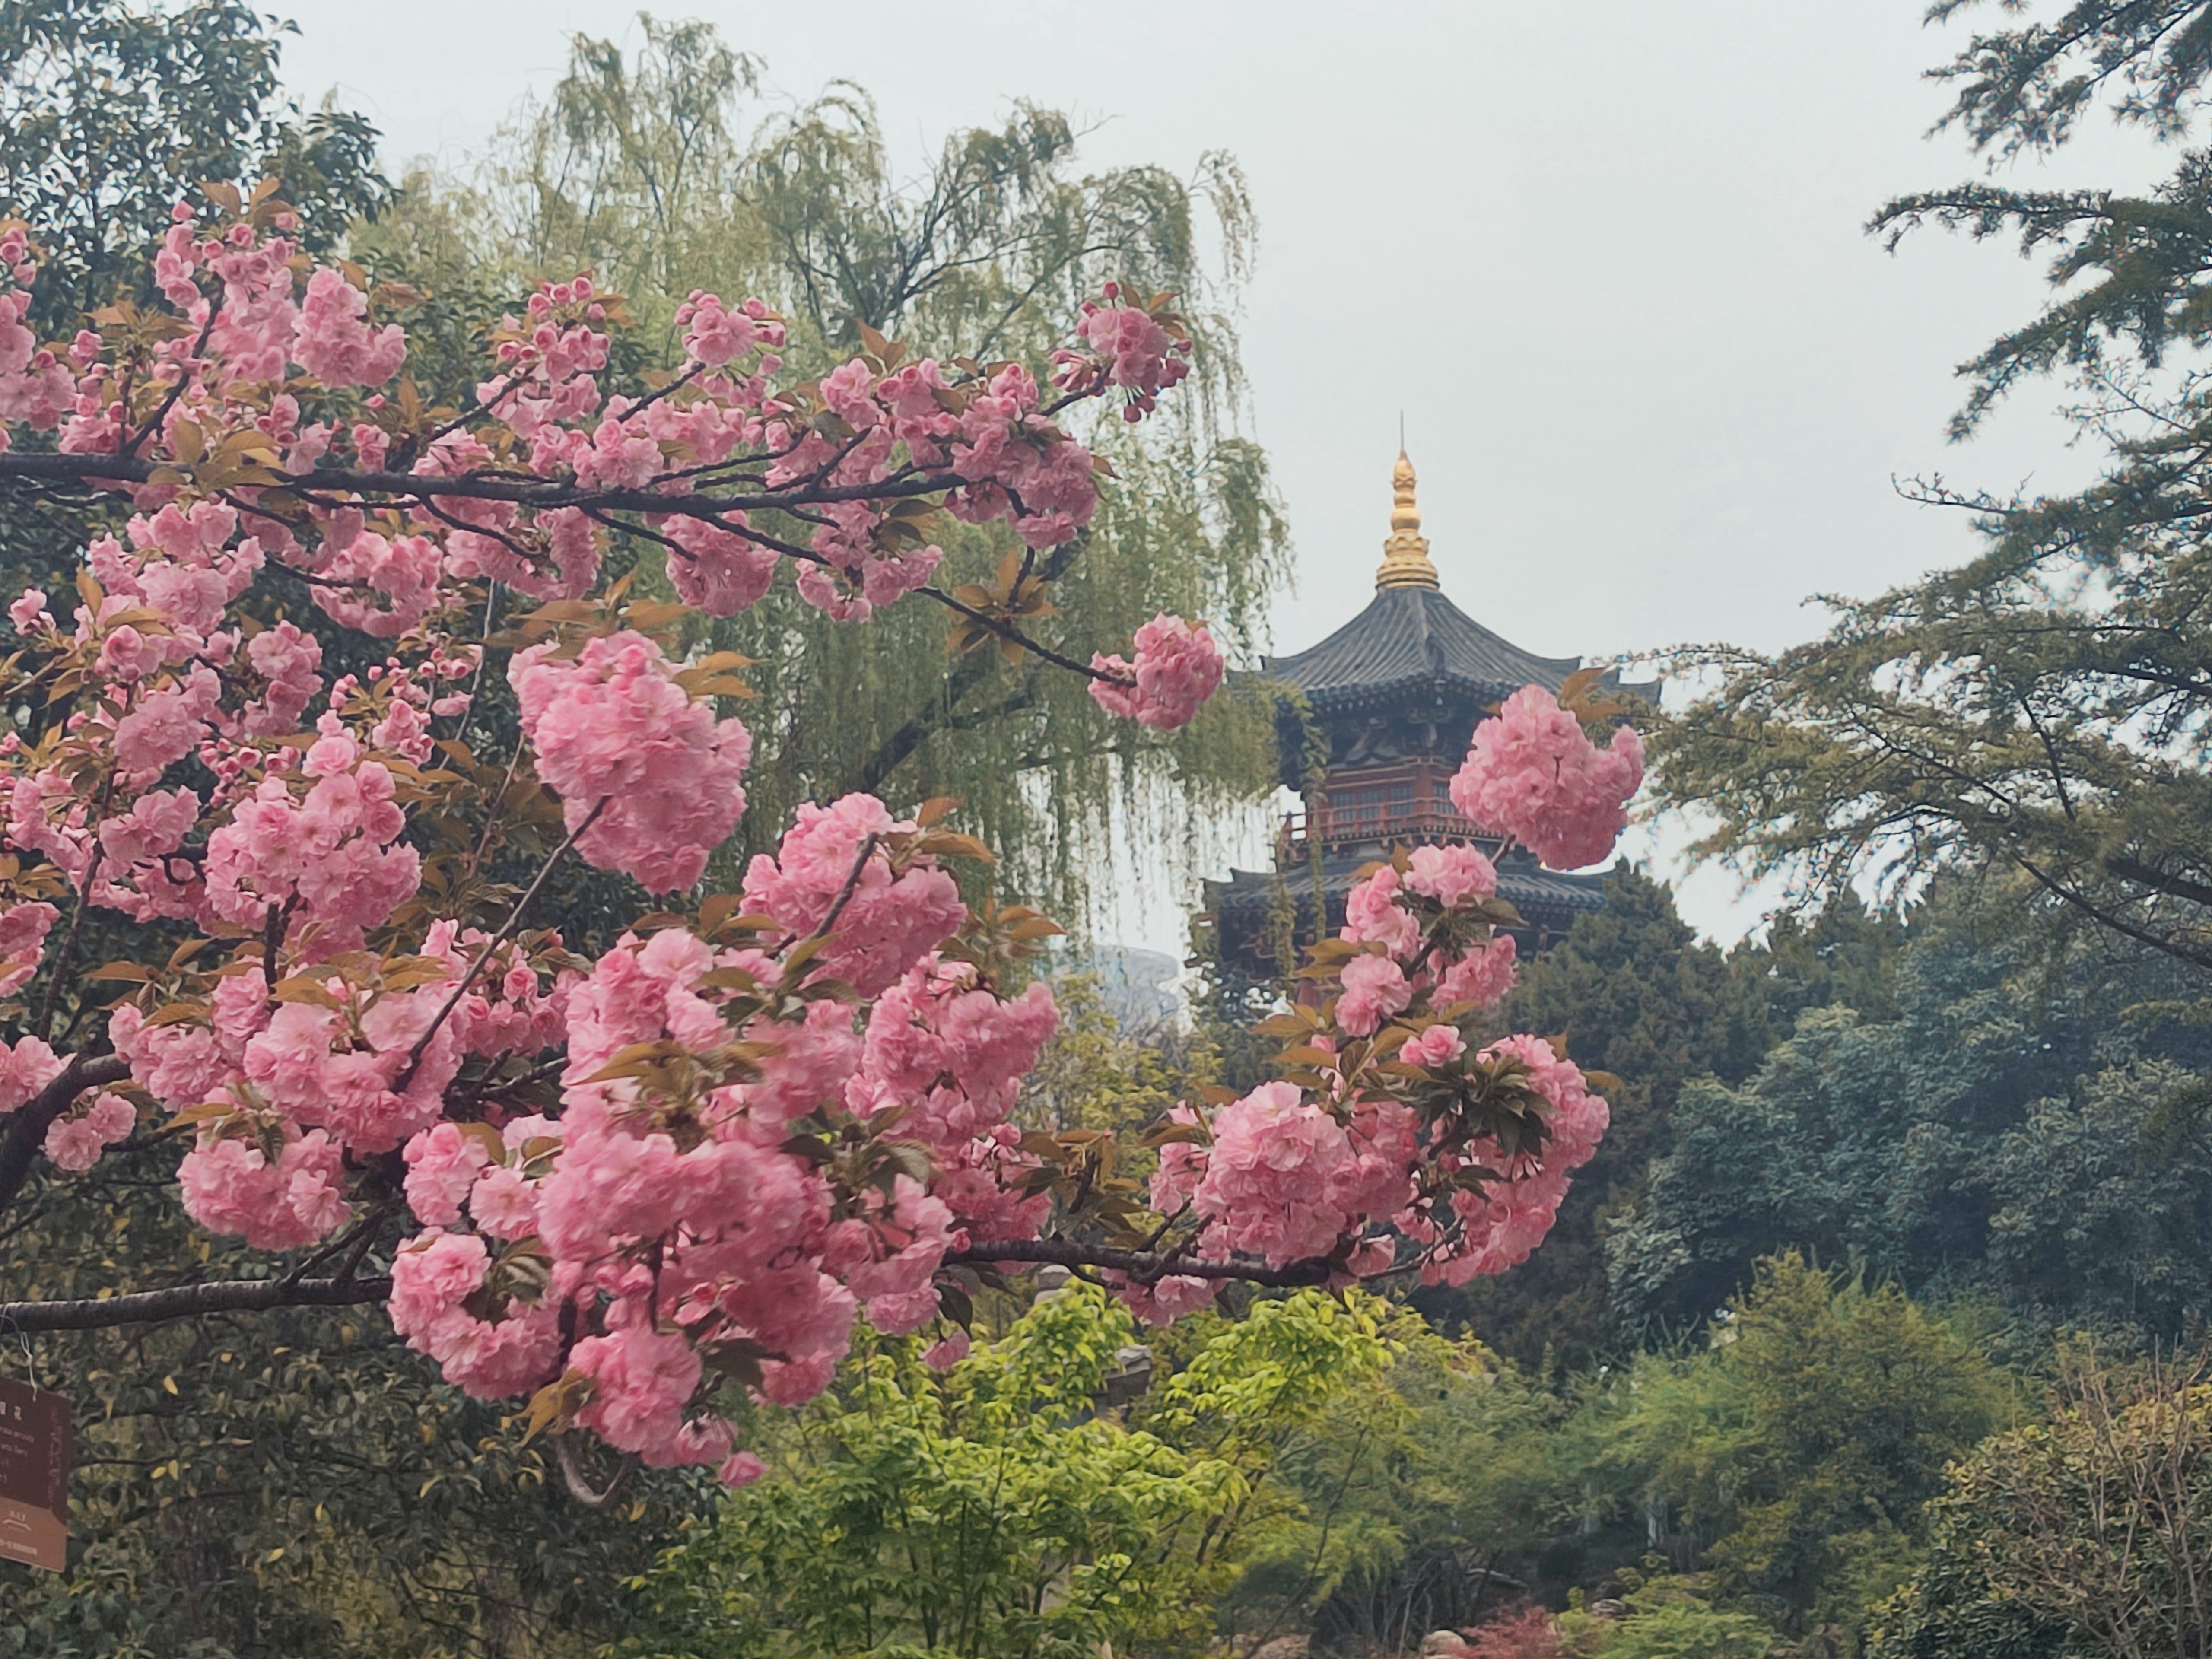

{"left": 360, "top": 16, "right": 1291, "bottom": 923}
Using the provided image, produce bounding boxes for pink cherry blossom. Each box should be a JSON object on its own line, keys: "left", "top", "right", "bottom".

{"left": 0, "top": 1034, "right": 64, "bottom": 1111}
{"left": 1113, "top": 1271, "right": 1217, "bottom": 1327}
{"left": 1405, "top": 843, "right": 1497, "bottom": 908}
{"left": 511, "top": 631, "right": 751, "bottom": 891}
{"left": 1336, "top": 952, "right": 1411, "bottom": 1038}
{"left": 921, "top": 1329, "right": 972, "bottom": 1370}
{"left": 41, "top": 1091, "right": 137, "bottom": 1172}
{"left": 718, "top": 1450, "right": 767, "bottom": 1489}
{"left": 1191, "top": 1081, "right": 1354, "bottom": 1268}
{"left": 1089, "top": 613, "right": 1225, "bottom": 731}
{"left": 1402, "top": 1023, "right": 1466, "bottom": 1068}
{"left": 403, "top": 1122, "right": 493, "bottom": 1226}
{"left": 1050, "top": 288, "right": 1190, "bottom": 419}
{"left": 1450, "top": 686, "right": 1643, "bottom": 870}
{"left": 293, "top": 268, "right": 407, "bottom": 389}
{"left": 0, "top": 899, "right": 56, "bottom": 996}
{"left": 675, "top": 290, "right": 781, "bottom": 368}
{"left": 8, "top": 588, "right": 50, "bottom": 635}
{"left": 389, "top": 1229, "right": 561, "bottom": 1401}
{"left": 1342, "top": 867, "right": 1421, "bottom": 959}
{"left": 203, "top": 737, "right": 420, "bottom": 954}
{"left": 470, "top": 1164, "right": 541, "bottom": 1239}
{"left": 1436, "top": 934, "right": 1518, "bottom": 1011}
{"left": 740, "top": 795, "right": 966, "bottom": 997}
{"left": 569, "top": 1322, "right": 717, "bottom": 1467}
{"left": 177, "top": 1130, "right": 350, "bottom": 1251}
{"left": 658, "top": 517, "right": 778, "bottom": 617}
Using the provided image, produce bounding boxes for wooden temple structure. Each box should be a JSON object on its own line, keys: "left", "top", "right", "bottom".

{"left": 1206, "top": 450, "right": 1645, "bottom": 977}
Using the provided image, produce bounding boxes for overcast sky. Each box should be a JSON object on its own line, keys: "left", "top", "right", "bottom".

{"left": 276, "top": 1, "right": 2162, "bottom": 947}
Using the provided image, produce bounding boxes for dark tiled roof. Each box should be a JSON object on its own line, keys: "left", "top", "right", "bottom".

{"left": 1263, "top": 586, "right": 1584, "bottom": 710}
{"left": 1208, "top": 854, "right": 1609, "bottom": 922}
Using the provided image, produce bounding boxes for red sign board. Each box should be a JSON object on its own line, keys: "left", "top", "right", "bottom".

{"left": 0, "top": 1375, "right": 70, "bottom": 1573}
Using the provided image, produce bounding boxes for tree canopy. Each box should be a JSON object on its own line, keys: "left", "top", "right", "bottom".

{"left": 0, "top": 0, "right": 386, "bottom": 337}
{"left": 1653, "top": 0, "right": 2212, "bottom": 976}
{"left": 359, "top": 19, "right": 1289, "bottom": 921}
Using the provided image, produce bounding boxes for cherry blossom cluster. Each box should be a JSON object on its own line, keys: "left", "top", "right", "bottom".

{"left": 0, "top": 200, "right": 1204, "bottom": 683}
{"left": 1122, "top": 840, "right": 1605, "bottom": 1320}
{"left": 1451, "top": 685, "right": 1646, "bottom": 869}
{"left": 0, "top": 899, "right": 57, "bottom": 996}
{"left": 377, "top": 801, "right": 1062, "bottom": 1482}
{"left": 1088, "top": 612, "right": 1226, "bottom": 731}
{"left": 0, "top": 226, "right": 70, "bottom": 447}
{"left": 510, "top": 631, "right": 752, "bottom": 892}
{"left": 1049, "top": 283, "right": 1193, "bottom": 422}
{"left": 0, "top": 192, "right": 1640, "bottom": 1480}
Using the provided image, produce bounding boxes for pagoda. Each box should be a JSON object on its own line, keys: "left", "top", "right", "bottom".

{"left": 1206, "top": 451, "right": 1643, "bottom": 978}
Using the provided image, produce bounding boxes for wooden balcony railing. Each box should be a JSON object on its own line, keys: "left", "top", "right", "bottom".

{"left": 1277, "top": 807, "right": 1493, "bottom": 864}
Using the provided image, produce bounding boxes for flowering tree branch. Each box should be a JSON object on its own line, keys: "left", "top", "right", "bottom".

{"left": 0, "top": 1239, "right": 1331, "bottom": 1337}
{"left": 0, "top": 448, "right": 969, "bottom": 515}
{"left": 0, "top": 1052, "right": 131, "bottom": 1220}
{"left": 0, "top": 202, "right": 1644, "bottom": 1490}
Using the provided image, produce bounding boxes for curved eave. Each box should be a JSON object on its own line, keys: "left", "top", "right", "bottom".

{"left": 1207, "top": 857, "right": 1610, "bottom": 919}
{"left": 1264, "top": 586, "right": 1583, "bottom": 708}
{"left": 1252, "top": 669, "right": 1539, "bottom": 719}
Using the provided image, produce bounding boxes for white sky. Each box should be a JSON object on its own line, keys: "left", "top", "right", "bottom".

{"left": 275, "top": 0, "right": 2162, "bottom": 949}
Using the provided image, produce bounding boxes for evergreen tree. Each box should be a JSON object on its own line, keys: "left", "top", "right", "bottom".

{"left": 0, "top": 0, "right": 387, "bottom": 338}
{"left": 1415, "top": 869, "right": 1743, "bottom": 1366}
{"left": 1608, "top": 884, "right": 2212, "bottom": 1336}
{"left": 1653, "top": 2, "right": 2212, "bottom": 976}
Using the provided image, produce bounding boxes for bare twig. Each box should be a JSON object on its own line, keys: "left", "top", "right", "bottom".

{"left": 554, "top": 1434, "right": 639, "bottom": 1510}
{"left": 397, "top": 796, "right": 610, "bottom": 1088}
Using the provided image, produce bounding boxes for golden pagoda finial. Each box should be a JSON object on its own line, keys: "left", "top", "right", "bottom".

{"left": 1375, "top": 444, "right": 1439, "bottom": 590}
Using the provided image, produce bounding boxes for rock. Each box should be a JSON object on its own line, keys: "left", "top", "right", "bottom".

{"left": 1249, "top": 1638, "right": 1310, "bottom": 1659}
{"left": 1586, "top": 1599, "right": 1628, "bottom": 1620}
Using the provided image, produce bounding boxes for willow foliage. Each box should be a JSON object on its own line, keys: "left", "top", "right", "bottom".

{"left": 364, "top": 16, "right": 1290, "bottom": 925}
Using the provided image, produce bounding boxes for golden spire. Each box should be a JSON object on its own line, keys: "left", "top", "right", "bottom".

{"left": 1375, "top": 446, "right": 1439, "bottom": 590}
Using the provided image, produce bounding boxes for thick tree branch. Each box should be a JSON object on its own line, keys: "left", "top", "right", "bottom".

{"left": 0, "top": 1051, "right": 130, "bottom": 1223}
{"left": 944, "top": 1237, "right": 1332, "bottom": 1288}
{"left": 0, "top": 448, "right": 957, "bottom": 516}
{"left": 2106, "top": 853, "right": 2212, "bottom": 913}
{"left": 2, "top": 453, "right": 1122, "bottom": 687}
{"left": 2014, "top": 852, "right": 2212, "bottom": 972}
{"left": 0, "top": 1272, "right": 394, "bottom": 1333}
